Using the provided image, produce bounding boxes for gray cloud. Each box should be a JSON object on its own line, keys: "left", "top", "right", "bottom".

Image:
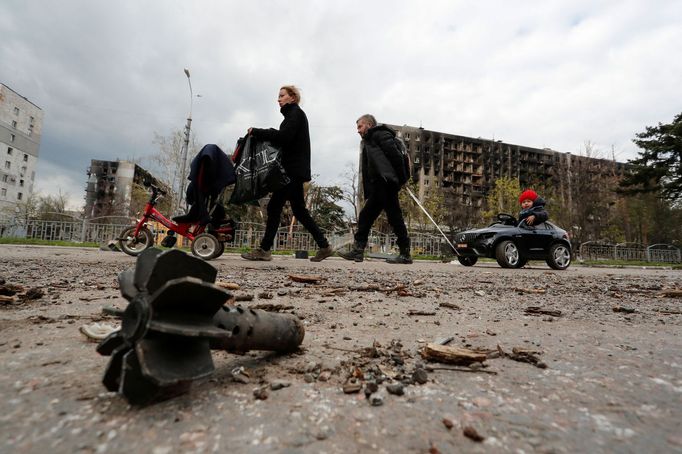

{"left": 1, "top": 0, "right": 680, "bottom": 209}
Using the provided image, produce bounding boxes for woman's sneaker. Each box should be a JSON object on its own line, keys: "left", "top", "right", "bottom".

{"left": 241, "top": 248, "right": 272, "bottom": 261}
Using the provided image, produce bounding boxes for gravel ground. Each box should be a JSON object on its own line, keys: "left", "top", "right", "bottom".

{"left": 1, "top": 244, "right": 681, "bottom": 454}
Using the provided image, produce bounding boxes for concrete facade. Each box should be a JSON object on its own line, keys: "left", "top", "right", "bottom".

{"left": 84, "top": 160, "right": 161, "bottom": 219}
{"left": 388, "top": 124, "right": 627, "bottom": 210}
{"left": 0, "top": 84, "right": 43, "bottom": 216}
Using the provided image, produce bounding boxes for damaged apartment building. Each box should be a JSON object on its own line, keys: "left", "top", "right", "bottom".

{"left": 84, "top": 160, "right": 164, "bottom": 219}
{"left": 0, "top": 84, "right": 43, "bottom": 218}
{"left": 388, "top": 124, "right": 628, "bottom": 220}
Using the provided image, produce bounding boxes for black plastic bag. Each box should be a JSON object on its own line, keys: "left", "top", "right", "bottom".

{"left": 229, "top": 135, "right": 290, "bottom": 205}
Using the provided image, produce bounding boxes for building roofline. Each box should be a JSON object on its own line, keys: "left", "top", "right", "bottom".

{"left": 388, "top": 123, "right": 627, "bottom": 165}
{"left": 0, "top": 83, "right": 43, "bottom": 110}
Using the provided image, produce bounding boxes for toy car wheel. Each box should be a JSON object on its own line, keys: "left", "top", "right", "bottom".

{"left": 495, "top": 240, "right": 521, "bottom": 268}
{"left": 191, "top": 233, "right": 222, "bottom": 260}
{"left": 119, "top": 226, "right": 153, "bottom": 256}
{"left": 457, "top": 256, "right": 478, "bottom": 266}
{"left": 515, "top": 258, "right": 528, "bottom": 268}
{"left": 546, "top": 243, "right": 571, "bottom": 270}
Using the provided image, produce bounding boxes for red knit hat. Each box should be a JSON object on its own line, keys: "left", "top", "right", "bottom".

{"left": 519, "top": 189, "right": 538, "bottom": 204}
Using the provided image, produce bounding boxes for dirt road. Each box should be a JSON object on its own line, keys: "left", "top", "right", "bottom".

{"left": 1, "top": 245, "right": 681, "bottom": 453}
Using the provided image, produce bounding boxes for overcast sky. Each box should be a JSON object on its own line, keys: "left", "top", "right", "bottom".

{"left": 1, "top": 0, "right": 680, "bottom": 210}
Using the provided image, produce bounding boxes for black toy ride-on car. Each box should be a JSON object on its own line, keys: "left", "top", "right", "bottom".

{"left": 452, "top": 213, "right": 572, "bottom": 270}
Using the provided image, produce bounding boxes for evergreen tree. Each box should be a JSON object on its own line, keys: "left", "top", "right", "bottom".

{"left": 620, "top": 112, "right": 682, "bottom": 203}
{"left": 307, "top": 184, "right": 346, "bottom": 233}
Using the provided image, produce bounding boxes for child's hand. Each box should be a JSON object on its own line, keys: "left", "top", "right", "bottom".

{"left": 526, "top": 215, "right": 536, "bottom": 225}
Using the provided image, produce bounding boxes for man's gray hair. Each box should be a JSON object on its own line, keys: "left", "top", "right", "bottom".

{"left": 356, "top": 114, "right": 377, "bottom": 127}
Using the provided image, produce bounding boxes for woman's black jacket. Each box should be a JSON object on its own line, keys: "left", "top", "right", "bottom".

{"left": 250, "top": 103, "right": 311, "bottom": 182}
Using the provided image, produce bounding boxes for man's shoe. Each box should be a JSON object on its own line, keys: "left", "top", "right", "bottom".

{"left": 338, "top": 248, "right": 364, "bottom": 262}
{"left": 386, "top": 254, "right": 413, "bottom": 264}
{"left": 310, "top": 246, "right": 334, "bottom": 262}
{"left": 241, "top": 248, "right": 272, "bottom": 261}
{"left": 386, "top": 245, "right": 413, "bottom": 264}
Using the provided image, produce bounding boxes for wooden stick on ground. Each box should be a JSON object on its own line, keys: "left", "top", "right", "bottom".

{"left": 421, "top": 343, "right": 487, "bottom": 365}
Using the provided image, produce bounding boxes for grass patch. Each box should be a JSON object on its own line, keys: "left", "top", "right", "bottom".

{"left": 0, "top": 238, "right": 99, "bottom": 248}
{"left": 580, "top": 259, "right": 681, "bottom": 268}
{"left": 222, "top": 247, "right": 293, "bottom": 256}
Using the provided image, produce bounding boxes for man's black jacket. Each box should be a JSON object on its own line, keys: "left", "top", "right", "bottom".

{"left": 250, "top": 103, "right": 311, "bottom": 182}
{"left": 361, "top": 124, "right": 407, "bottom": 197}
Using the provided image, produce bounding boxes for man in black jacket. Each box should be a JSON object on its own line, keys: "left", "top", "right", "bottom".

{"left": 339, "top": 114, "right": 412, "bottom": 264}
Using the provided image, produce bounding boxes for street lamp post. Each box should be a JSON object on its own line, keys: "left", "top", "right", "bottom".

{"left": 176, "top": 68, "right": 193, "bottom": 215}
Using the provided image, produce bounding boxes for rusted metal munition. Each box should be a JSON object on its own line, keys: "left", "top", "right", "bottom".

{"left": 96, "top": 248, "right": 304, "bottom": 405}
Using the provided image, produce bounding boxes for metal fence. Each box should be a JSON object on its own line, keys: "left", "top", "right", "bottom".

{"left": 211, "top": 226, "right": 444, "bottom": 256}
{"left": 0, "top": 219, "right": 132, "bottom": 244}
{"left": 0, "top": 219, "right": 448, "bottom": 256}
{"left": 5, "top": 218, "right": 680, "bottom": 262}
{"left": 579, "top": 241, "right": 682, "bottom": 263}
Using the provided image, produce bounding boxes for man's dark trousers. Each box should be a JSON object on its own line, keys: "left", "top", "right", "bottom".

{"left": 260, "top": 179, "right": 329, "bottom": 251}
{"left": 355, "top": 181, "right": 409, "bottom": 248}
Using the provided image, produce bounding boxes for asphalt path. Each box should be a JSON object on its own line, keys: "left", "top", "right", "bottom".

{"left": 1, "top": 245, "right": 681, "bottom": 453}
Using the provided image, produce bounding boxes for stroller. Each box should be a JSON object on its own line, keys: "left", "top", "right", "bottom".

{"left": 118, "top": 144, "right": 238, "bottom": 260}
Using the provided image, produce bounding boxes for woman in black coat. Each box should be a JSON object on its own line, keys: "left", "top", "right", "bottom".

{"left": 241, "top": 85, "right": 333, "bottom": 262}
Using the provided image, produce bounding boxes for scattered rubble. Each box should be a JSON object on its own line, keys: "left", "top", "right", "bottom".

{"left": 463, "top": 426, "right": 485, "bottom": 442}
{"left": 524, "top": 306, "right": 562, "bottom": 317}
{"left": 421, "top": 343, "right": 488, "bottom": 365}
{"left": 613, "top": 306, "right": 636, "bottom": 314}
{"left": 0, "top": 246, "right": 680, "bottom": 452}
{"left": 216, "top": 281, "right": 240, "bottom": 290}
{"left": 513, "top": 287, "right": 547, "bottom": 294}
{"left": 497, "top": 345, "right": 547, "bottom": 369}
{"left": 659, "top": 289, "right": 682, "bottom": 298}
{"left": 234, "top": 293, "right": 254, "bottom": 302}
{"left": 288, "top": 274, "right": 325, "bottom": 284}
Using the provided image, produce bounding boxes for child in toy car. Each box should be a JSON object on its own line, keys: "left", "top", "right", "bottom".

{"left": 518, "top": 189, "right": 548, "bottom": 226}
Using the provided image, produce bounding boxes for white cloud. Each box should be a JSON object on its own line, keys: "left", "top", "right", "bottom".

{"left": 2, "top": 0, "right": 681, "bottom": 210}
{"left": 33, "top": 160, "right": 84, "bottom": 211}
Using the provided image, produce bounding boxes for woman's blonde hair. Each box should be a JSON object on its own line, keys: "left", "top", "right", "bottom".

{"left": 280, "top": 85, "right": 301, "bottom": 104}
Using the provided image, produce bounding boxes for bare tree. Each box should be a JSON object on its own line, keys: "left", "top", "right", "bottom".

{"left": 149, "top": 129, "right": 200, "bottom": 213}
{"left": 36, "top": 190, "right": 71, "bottom": 220}
{"left": 10, "top": 192, "right": 40, "bottom": 225}
{"left": 339, "top": 162, "right": 360, "bottom": 223}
